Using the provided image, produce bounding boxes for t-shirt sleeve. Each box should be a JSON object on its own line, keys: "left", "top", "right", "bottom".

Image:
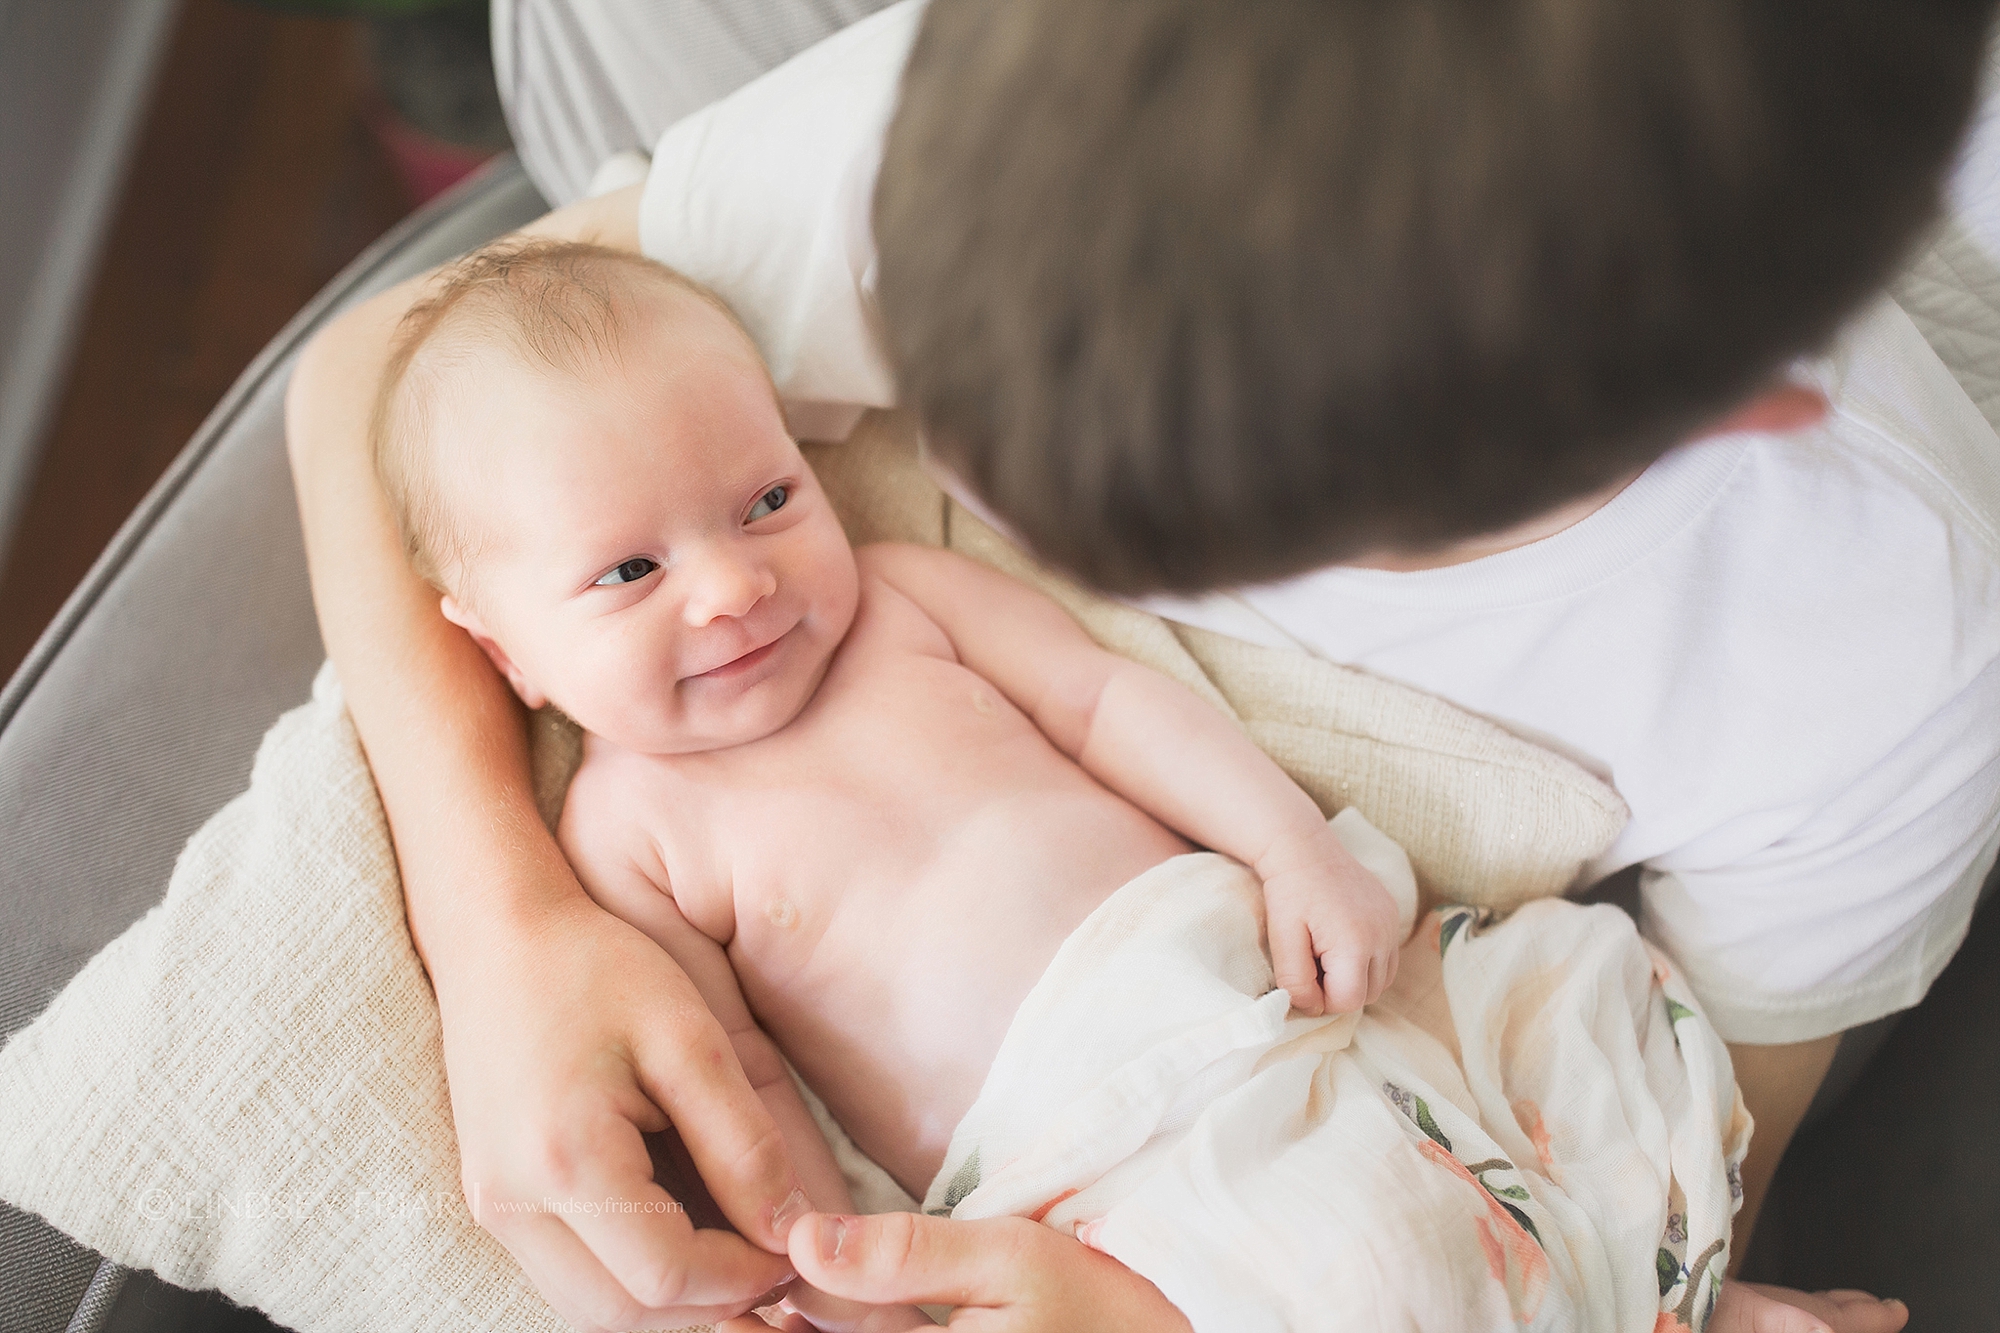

{"left": 637, "top": 0, "right": 924, "bottom": 439}
{"left": 1639, "top": 652, "right": 2000, "bottom": 1045}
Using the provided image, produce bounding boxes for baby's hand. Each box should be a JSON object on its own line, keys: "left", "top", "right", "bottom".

{"left": 1257, "top": 823, "right": 1402, "bottom": 1016}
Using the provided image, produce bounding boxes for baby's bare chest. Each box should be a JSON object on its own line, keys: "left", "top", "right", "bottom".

{"left": 708, "top": 654, "right": 1056, "bottom": 831}
{"left": 619, "top": 608, "right": 1107, "bottom": 936}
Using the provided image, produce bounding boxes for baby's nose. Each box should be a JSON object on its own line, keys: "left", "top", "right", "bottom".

{"left": 682, "top": 548, "right": 777, "bottom": 625}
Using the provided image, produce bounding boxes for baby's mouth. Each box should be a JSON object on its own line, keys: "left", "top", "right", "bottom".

{"left": 686, "top": 625, "right": 790, "bottom": 681}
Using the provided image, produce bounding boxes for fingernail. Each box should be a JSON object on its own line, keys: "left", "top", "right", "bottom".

{"left": 815, "top": 1214, "right": 852, "bottom": 1265}
{"left": 770, "top": 1186, "right": 810, "bottom": 1239}
{"left": 759, "top": 1265, "right": 795, "bottom": 1293}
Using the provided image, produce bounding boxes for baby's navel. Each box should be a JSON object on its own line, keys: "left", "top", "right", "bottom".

{"left": 766, "top": 897, "right": 800, "bottom": 930}
{"left": 971, "top": 690, "right": 996, "bottom": 716}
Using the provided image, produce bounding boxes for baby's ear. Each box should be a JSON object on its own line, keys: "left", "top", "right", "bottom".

{"left": 439, "top": 594, "right": 550, "bottom": 711}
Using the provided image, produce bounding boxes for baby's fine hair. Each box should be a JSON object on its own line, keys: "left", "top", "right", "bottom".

{"left": 370, "top": 239, "right": 736, "bottom": 591}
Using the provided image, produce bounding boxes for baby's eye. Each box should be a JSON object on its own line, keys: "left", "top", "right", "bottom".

{"left": 594, "top": 557, "right": 659, "bottom": 587}
{"left": 747, "top": 485, "right": 790, "bottom": 521}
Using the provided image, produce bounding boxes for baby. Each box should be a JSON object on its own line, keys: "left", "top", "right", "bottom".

{"left": 375, "top": 237, "right": 1398, "bottom": 1278}
{"left": 374, "top": 240, "right": 1868, "bottom": 1333}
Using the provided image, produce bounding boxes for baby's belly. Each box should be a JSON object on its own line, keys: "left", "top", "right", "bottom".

{"left": 729, "top": 782, "right": 1190, "bottom": 1198}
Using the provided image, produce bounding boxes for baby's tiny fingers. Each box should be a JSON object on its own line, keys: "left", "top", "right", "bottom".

{"left": 1270, "top": 921, "right": 1326, "bottom": 1016}
{"left": 1279, "top": 974, "right": 1326, "bottom": 1017}
{"left": 1376, "top": 949, "right": 1400, "bottom": 997}
{"left": 1322, "top": 955, "right": 1371, "bottom": 1013}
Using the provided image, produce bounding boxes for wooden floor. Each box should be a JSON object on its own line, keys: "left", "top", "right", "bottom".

{"left": 0, "top": 0, "right": 410, "bottom": 681}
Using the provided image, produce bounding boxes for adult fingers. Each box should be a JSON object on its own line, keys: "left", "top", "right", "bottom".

{"left": 1822, "top": 1290, "right": 1903, "bottom": 1311}
{"left": 502, "top": 1211, "right": 782, "bottom": 1331}
{"left": 500, "top": 1213, "right": 642, "bottom": 1332}
{"left": 531, "top": 1108, "right": 783, "bottom": 1309}
{"left": 628, "top": 1001, "right": 811, "bottom": 1252}
{"left": 467, "top": 1089, "right": 791, "bottom": 1315}
{"left": 789, "top": 1213, "right": 1192, "bottom": 1333}
{"left": 1749, "top": 1302, "right": 1832, "bottom": 1333}
{"left": 1731, "top": 1284, "right": 1908, "bottom": 1333}
{"left": 1816, "top": 1296, "right": 1906, "bottom": 1333}
{"left": 718, "top": 1311, "right": 813, "bottom": 1332}
{"left": 786, "top": 1211, "right": 1044, "bottom": 1311}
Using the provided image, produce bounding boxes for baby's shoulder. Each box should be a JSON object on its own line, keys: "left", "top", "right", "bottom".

{"left": 853, "top": 539, "right": 958, "bottom": 586}
{"left": 846, "top": 543, "right": 964, "bottom": 657}
{"left": 556, "top": 738, "right": 680, "bottom": 862}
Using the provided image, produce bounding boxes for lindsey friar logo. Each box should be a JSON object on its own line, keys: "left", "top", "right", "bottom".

{"left": 133, "top": 1186, "right": 459, "bottom": 1223}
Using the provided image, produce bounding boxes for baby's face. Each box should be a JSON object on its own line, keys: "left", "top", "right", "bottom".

{"left": 433, "top": 286, "right": 859, "bottom": 755}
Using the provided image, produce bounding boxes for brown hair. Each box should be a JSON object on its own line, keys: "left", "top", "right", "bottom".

{"left": 371, "top": 239, "right": 734, "bottom": 590}
{"left": 876, "top": 0, "right": 1999, "bottom": 594}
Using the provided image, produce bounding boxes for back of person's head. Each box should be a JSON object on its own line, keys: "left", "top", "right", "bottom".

{"left": 876, "top": 0, "right": 2000, "bottom": 594}
{"left": 372, "top": 239, "right": 732, "bottom": 591}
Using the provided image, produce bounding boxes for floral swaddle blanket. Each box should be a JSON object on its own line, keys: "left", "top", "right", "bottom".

{"left": 922, "top": 810, "right": 1750, "bottom": 1332}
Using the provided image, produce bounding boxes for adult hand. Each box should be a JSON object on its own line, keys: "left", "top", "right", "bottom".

{"left": 435, "top": 890, "right": 809, "bottom": 1330}
{"left": 717, "top": 1212, "right": 1194, "bottom": 1332}
{"left": 1714, "top": 1282, "right": 1908, "bottom": 1333}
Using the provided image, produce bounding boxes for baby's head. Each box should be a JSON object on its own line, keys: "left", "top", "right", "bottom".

{"left": 372, "top": 239, "right": 859, "bottom": 755}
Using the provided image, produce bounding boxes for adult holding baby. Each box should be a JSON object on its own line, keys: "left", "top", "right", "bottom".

{"left": 289, "top": 0, "right": 2000, "bottom": 1329}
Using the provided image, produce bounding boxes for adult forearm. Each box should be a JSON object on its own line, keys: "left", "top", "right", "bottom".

{"left": 283, "top": 186, "right": 645, "bottom": 975}
{"left": 285, "top": 277, "right": 582, "bottom": 980}
{"left": 1725, "top": 1033, "right": 1841, "bottom": 1274}
{"left": 284, "top": 187, "right": 810, "bottom": 1319}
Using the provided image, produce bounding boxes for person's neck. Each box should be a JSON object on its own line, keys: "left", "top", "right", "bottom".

{"left": 1344, "top": 380, "right": 1831, "bottom": 573}
{"left": 1342, "top": 470, "right": 1644, "bottom": 573}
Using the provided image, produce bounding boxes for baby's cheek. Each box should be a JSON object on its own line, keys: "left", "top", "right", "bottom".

{"left": 566, "top": 657, "right": 683, "bottom": 753}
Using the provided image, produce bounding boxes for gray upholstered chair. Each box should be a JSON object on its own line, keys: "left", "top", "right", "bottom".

{"left": 0, "top": 159, "right": 544, "bottom": 1333}
{"left": 2, "top": 149, "right": 1996, "bottom": 1333}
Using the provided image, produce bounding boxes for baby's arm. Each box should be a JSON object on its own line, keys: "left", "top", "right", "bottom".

{"left": 556, "top": 792, "right": 855, "bottom": 1219}
{"left": 559, "top": 794, "right": 933, "bottom": 1331}
{"left": 865, "top": 543, "right": 1402, "bottom": 1013}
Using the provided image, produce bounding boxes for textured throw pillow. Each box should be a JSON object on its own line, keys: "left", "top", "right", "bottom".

{"left": 0, "top": 668, "right": 581, "bottom": 1332}
{"left": 0, "top": 411, "right": 1625, "bottom": 1332}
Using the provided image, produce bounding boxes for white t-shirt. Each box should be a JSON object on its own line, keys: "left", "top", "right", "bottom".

{"left": 638, "top": 0, "right": 2000, "bottom": 1043}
